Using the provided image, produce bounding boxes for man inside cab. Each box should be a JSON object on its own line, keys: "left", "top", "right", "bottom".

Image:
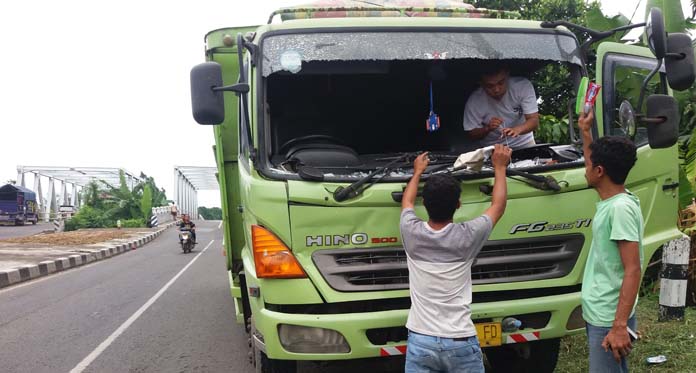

{"left": 463, "top": 66, "right": 540, "bottom": 150}
{"left": 179, "top": 214, "right": 196, "bottom": 244}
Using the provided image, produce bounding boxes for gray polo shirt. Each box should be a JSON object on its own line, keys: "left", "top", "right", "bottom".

{"left": 400, "top": 208, "right": 492, "bottom": 338}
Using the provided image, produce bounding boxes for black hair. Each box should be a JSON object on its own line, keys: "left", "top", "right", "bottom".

{"left": 422, "top": 174, "right": 461, "bottom": 222}
{"left": 589, "top": 136, "right": 637, "bottom": 184}
{"left": 480, "top": 63, "right": 510, "bottom": 78}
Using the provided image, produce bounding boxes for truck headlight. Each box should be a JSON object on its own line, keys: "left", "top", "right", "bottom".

{"left": 566, "top": 305, "right": 586, "bottom": 330}
{"left": 278, "top": 324, "right": 350, "bottom": 353}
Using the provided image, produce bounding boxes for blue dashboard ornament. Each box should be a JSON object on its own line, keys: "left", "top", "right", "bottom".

{"left": 426, "top": 81, "right": 440, "bottom": 132}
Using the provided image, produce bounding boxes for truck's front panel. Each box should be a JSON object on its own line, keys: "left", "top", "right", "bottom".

{"left": 209, "top": 17, "right": 682, "bottom": 363}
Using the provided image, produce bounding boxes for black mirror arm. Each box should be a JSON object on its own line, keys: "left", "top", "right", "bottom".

{"left": 665, "top": 52, "right": 687, "bottom": 60}
{"left": 542, "top": 21, "right": 645, "bottom": 54}
{"left": 212, "top": 83, "right": 250, "bottom": 94}
{"left": 636, "top": 58, "right": 663, "bottom": 113}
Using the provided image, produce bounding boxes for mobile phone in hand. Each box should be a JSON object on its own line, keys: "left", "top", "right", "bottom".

{"left": 627, "top": 326, "right": 638, "bottom": 342}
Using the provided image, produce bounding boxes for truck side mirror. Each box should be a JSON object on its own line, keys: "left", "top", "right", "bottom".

{"left": 646, "top": 94, "right": 678, "bottom": 149}
{"left": 618, "top": 100, "right": 637, "bottom": 138}
{"left": 665, "top": 33, "right": 696, "bottom": 91}
{"left": 646, "top": 8, "right": 667, "bottom": 60}
{"left": 190, "top": 62, "right": 225, "bottom": 125}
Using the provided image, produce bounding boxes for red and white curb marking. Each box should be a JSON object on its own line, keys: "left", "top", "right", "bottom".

{"left": 380, "top": 345, "right": 407, "bottom": 356}
{"left": 506, "top": 331, "right": 540, "bottom": 344}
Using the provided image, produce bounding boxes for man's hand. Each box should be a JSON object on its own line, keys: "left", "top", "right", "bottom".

{"left": 413, "top": 152, "right": 430, "bottom": 175}
{"left": 491, "top": 144, "right": 512, "bottom": 169}
{"left": 578, "top": 110, "right": 593, "bottom": 133}
{"left": 602, "top": 326, "right": 632, "bottom": 363}
{"left": 486, "top": 117, "right": 503, "bottom": 132}
{"left": 402, "top": 152, "right": 429, "bottom": 210}
{"left": 500, "top": 127, "right": 521, "bottom": 138}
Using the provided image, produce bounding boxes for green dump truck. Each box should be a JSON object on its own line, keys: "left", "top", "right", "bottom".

{"left": 190, "top": 2, "right": 695, "bottom": 372}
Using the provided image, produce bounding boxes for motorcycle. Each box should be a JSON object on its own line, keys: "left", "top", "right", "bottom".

{"left": 179, "top": 228, "right": 194, "bottom": 253}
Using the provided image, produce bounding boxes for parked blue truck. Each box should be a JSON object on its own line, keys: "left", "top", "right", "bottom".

{"left": 0, "top": 184, "right": 39, "bottom": 225}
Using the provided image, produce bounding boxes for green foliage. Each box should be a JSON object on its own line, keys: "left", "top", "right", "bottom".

{"left": 645, "top": 0, "right": 692, "bottom": 34}
{"left": 120, "top": 218, "right": 145, "bottom": 228}
{"left": 535, "top": 114, "right": 569, "bottom": 144}
{"left": 64, "top": 206, "right": 110, "bottom": 231}
{"left": 679, "top": 128, "right": 696, "bottom": 208}
{"left": 140, "top": 184, "right": 153, "bottom": 221}
{"left": 198, "top": 206, "right": 223, "bottom": 220}
{"left": 584, "top": 6, "right": 630, "bottom": 44}
{"left": 74, "top": 171, "right": 169, "bottom": 230}
{"left": 533, "top": 62, "right": 574, "bottom": 119}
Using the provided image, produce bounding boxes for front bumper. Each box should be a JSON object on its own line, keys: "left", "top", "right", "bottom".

{"left": 254, "top": 291, "right": 582, "bottom": 360}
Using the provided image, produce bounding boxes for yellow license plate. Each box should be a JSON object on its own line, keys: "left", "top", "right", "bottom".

{"left": 475, "top": 322, "right": 502, "bottom": 347}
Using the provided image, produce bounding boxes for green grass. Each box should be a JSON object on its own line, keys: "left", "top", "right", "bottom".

{"left": 556, "top": 291, "right": 696, "bottom": 373}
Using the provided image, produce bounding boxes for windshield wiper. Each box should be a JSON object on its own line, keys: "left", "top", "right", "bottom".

{"left": 506, "top": 169, "right": 561, "bottom": 191}
{"left": 477, "top": 168, "right": 561, "bottom": 194}
{"left": 333, "top": 153, "right": 413, "bottom": 202}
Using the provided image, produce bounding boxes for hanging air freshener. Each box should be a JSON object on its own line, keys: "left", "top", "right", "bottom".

{"left": 426, "top": 81, "right": 440, "bottom": 132}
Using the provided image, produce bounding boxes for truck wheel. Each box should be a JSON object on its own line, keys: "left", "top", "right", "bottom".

{"left": 485, "top": 338, "right": 560, "bottom": 373}
{"left": 250, "top": 317, "right": 297, "bottom": 373}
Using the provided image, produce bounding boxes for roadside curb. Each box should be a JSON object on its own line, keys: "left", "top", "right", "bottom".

{"left": 0, "top": 220, "right": 179, "bottom": 289}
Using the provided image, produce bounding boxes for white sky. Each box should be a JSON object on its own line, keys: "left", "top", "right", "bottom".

{"left": 0, "top": 0, "right": 691, "bottom": 207}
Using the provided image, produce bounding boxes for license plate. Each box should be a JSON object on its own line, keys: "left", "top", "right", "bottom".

{"left": 475, "top": 322, "right": 502, "bottom": 347}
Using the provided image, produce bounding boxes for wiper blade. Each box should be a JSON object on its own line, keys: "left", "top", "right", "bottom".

{"left": 333, "top": 153, "right": 413, "bottom": 202}
{"left": 506, "top": 169, "right": 561, "bottom": 191}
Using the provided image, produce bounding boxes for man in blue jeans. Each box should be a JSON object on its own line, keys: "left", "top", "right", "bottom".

{"left": 578, "top": 110, "right": 643, "bottom": 372}
{"left": 400, "top": 146, "right": 510, "bottom": 373}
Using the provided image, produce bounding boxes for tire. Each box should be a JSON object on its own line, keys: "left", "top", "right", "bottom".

{"left": 250, "top": 317, "right": 297, "bottom": 373}
{"left": 485, "top": 338, "right": 560, "bottom": 373}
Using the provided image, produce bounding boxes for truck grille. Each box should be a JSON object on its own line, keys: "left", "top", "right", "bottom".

{"left": 311, "top": 234, "right": 584, "bottom": 292}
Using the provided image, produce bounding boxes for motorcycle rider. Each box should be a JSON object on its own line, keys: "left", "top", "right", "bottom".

{"left": 179, "top": 214, "right": 196, "bottom": 244}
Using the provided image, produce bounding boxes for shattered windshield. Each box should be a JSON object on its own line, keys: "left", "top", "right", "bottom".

{"left": 262, "top": 31, "right": 582, "bottom": 76}
{"left": 262, "top": 31, "right": 585, "bottom": 182}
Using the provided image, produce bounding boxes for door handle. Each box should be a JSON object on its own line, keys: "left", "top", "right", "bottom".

{"left": 662, "top": 182, "right": 679, "bottom": 191}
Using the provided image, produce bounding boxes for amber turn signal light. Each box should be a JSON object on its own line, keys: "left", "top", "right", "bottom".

{"left": 251, "top": 225, "right": 306, "bottom": 278}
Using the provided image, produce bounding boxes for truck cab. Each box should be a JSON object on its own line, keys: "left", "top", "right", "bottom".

{"left": 190, "top": 2, "right": 694, "bottom": 372}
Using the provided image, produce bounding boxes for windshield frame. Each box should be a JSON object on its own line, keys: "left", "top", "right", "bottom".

{"left": 255, "top": 26, "right": 586, "bottom": 182}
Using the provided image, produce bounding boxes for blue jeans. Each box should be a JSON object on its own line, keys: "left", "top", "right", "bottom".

{"left": 405, "top": 330, "right": 484, "bottom": 373}
{"left": 586, "top": 316, "right": 637, "bottom": 373}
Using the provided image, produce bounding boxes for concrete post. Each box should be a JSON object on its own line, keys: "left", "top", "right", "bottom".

{"left": 33, "top": 174, "right": 42, "bottom": 213}
{"left": 17, "top": 169, "right": 25, "bottom": 187}
{"left": 60, "top": 182, "right": 68, "bottom": 206}
{"left": 659, "top": 236, "right": 690, "bottom": 321}
{"left": 71, "top": 184, "right": 78, "bottom": 207}
{"left": 194, "top": 190, "right": 198, "bottom": 219}
{"left": 48, "top": 177, "right": 56, "bottom": 222}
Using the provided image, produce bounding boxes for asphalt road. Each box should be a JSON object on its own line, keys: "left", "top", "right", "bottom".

{"left": 0, "top": 222, "right": 52, "bottom": 239}
{"left": 0, "top": 220, "right": 404, "bottom": 373}
{"left": 0, "top": 220, "right": 250, "bottom": 373}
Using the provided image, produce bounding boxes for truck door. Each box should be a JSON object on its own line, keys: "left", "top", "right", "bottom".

{"left": 205, "top": 27, "right": 258, "bottom": 269}
{"left": 596, "top": 42, "right": 681, "bottom": 262}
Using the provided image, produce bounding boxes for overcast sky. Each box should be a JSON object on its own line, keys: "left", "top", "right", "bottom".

{"left": 0, "top": 0, "right": 690, "bottom": 207}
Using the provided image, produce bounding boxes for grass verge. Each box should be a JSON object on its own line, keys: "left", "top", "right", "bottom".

{"left": 556, "top": 291, "right": 696, "bottom": 373}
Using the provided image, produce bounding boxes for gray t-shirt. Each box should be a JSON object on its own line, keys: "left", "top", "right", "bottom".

{"left": 463, "top": 77, "right": 539, "bottom": 149}
{"left": 400, "top": 208, "right": 493, "bottom": 338}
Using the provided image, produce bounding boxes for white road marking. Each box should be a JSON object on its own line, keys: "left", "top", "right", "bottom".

{"left": 217, "top": 221, "right": 222, "bottom": 229}
{"left": 69, "top": 240, "right": 215, "bottom": 373}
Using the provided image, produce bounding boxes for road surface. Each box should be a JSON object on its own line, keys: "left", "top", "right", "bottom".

{"left": 0, "top": 220, "right": 403, "bottom": 373}
{"left": 0, "top": 222, "right": 52, "bottom": 240}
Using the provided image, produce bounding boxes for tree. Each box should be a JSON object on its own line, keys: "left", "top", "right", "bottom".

{"left": 198, "top": 206, "right": 223, "bottom": 220}
{"left": 140, "top": 184, "right": 153, "bottom": 221}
